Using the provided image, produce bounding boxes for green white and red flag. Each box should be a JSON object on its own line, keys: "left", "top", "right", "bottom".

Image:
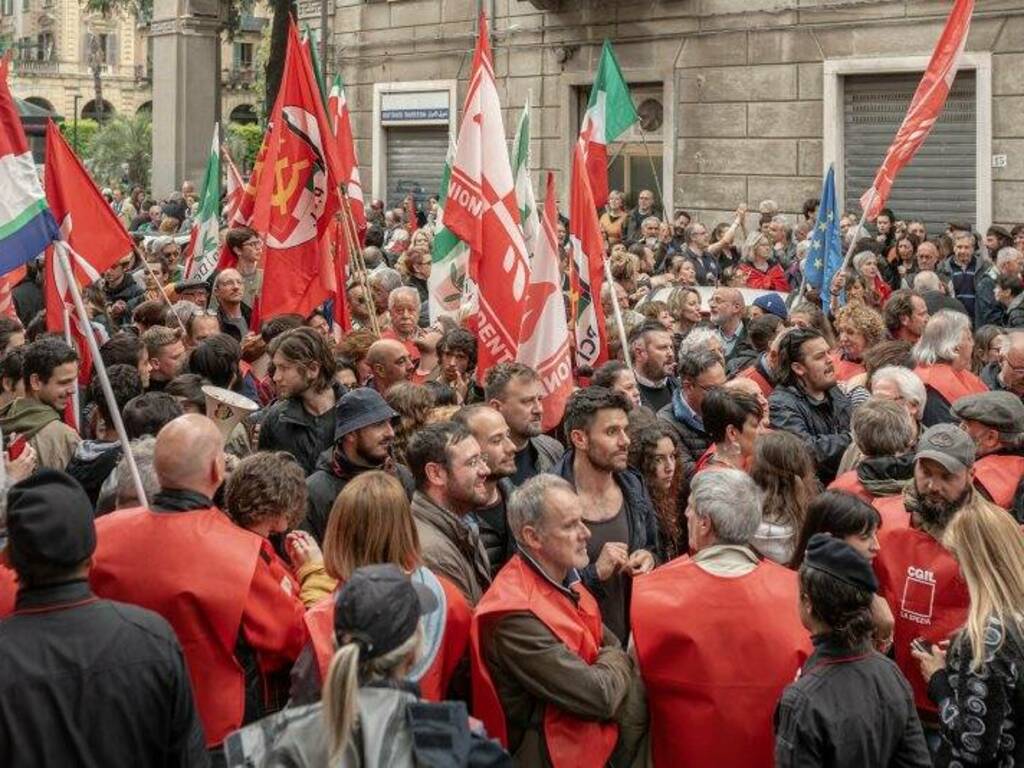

{"left": 517, "top": 171, "right": 572, "bottom": 431}
{"left": 577, "top": 40, "right": 638, "bottom": 208}
{"left": 327, "top": 73, "right": 366, "bottom": 238}
{"left": 569, "top": 142, "right": 608, "bottom": 370}
{"left": 183, "top": 123, "right": 221, "bottom": 281}
{"left": 443, "top": 12, "right": 530, "bottom": 380}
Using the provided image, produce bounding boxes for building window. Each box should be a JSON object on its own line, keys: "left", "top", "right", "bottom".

{"left": 233, "top": 42, "right": 253, "bottom": 70}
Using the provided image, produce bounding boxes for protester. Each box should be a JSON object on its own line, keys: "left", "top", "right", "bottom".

{"left": 632, "top": 469, "right": 810, "bottom": 767}
{"left": 627, "top": 422, "right": 687, "bottom": 561}
{"left": 591, "top": 358, "right": 643, "bottom": 409}
{"left": 259, "top": 327, "right": 342, "bottom": 475}
{"left": 212, "top": 269, "right": 251, "bottom": 342}
{"left": 90, "top": 415, "right": 308, "bottom": 758}
{"left": 0, "top": 470, "right": 207, "bottom": 766}
{"left": 142, "top": 325, "right": 187, "bottom": 393}
{"left": 365, "top": 338, "right": 415, "bottom": 393}
{"left": 484, "top": 362, "right": 564, "bottom": 485}
{"left": 833, "top": 302, "right": 887, "bottom": 383}
{"left": 981, "top": 329, "right": 1024, "bottom": 401}
{"left": 750, "top": 430, "right": 818, "bottom": 564}
{"left": 694, "top": 386, "right": 762, "bottom": 473}
{"left": 774, "top": 534, "right": 931, "bottom": 767}
{"left": 913, "top": 502, "right": 1024, "bottom": 767}
{"left": 0, "top": 337, "right": 80, "bottom": 470}
{"left": 884, "top": 289, "right": 931, "bottom": 344}
{"left": 912, "top": 309, "right": 987, "bottom": 426}
{"left": 472, "top": 474, "right": 646, "bottom": 767}
{"left": 550, "top": 387, "right": 657, "bottom": 643}
{"left": 628, "top": 321, "right": 677, "bottom": 411}
{"left": 222, "top": 227, "right": 264, "bottom": 308}
{"left": 659, "top": 346, "right": 726, "bottom": 484}
{"left": 951, "top": 390, "right": 1024, "bottom": 514}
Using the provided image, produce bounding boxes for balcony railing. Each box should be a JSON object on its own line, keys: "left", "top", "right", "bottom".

{"left": 223, "top": 66, "right": 256, "bottom": 88}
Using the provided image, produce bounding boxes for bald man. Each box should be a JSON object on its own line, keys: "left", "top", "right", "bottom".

{"left": 709, "top": 287, "right": 754, "bottom": 374}
{"left": 213, "top": 268, "right": 252, "bottom": 342}
{"left": 366, "top": 338, "right": 415, "bottom": 393}
{"left": 90, "top": 414, "right": 307, "bottom": 758}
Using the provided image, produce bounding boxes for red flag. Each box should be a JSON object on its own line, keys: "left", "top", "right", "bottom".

{"left": 0, "top": 265, "right": 25, "bottom": 320}
{"left": 860, "top": 0, "right": 974, "bottom": 219}
{"left": 326, "top": 74, "right": 366, "bottom": 241}
{"left": 517, "top": 172, "right": 572, "bottom": 431}
{"left": 222, "top": 143, "right": 248, "bottom": 227}
{"left": 444, "top": 12, "right": 531, "bottom": 380}
{"left": 249, "top": 21, "right": 343, "bottom": 320}
{"left": 569, "top": 143, "right": 608, "bottom": 370}
{"left": 43, "top": 121, "right": 132, "bottom": 385}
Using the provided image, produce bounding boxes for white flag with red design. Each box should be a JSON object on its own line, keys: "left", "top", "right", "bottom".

{"left": 443, "top": 12, "right": 530, "bottom": 381}
{"left": 222, "top": 143, "right": 248, "bottom": 227}
{"left": 860, "top": 0, "right": 974, "bottom": 219}
{"left": 517, "top": 171, "right": 572, "bottom": 431}
{"left": 327, "top": 73, "right": 367, "bottom": 240}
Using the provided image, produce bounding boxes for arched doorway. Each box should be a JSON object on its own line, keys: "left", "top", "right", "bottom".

{"left": 81, "top": 98, "right": 115, "bottom": 122}
{"left": 24, "top": 96, "right": 55, "bottom": 113}
{"left": 136, "top": 101, "right": 152, "bottom": 116}
{"left": 229, "top": 103, "right": 258, "bottom": 125}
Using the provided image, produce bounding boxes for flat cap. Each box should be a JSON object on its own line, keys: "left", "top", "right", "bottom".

{"left": 951, "top": 391, "right": 1024, "bottom": 435}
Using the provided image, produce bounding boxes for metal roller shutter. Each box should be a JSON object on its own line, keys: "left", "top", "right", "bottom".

{"left": 843, "top": 71, "right": 976, "bottom": 234}
{"left": 385, "top": 126, "right": 449, "bottom": 208}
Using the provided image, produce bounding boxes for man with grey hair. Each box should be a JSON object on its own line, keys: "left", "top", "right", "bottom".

{"left": 975, "top": 246, "right": 1023, "bottom": 326}
{"left": 632, "top": 469, "right": 809, "bottom": 767}
{"left": 625, "top": 188, "right": 661, "bottom": 244}
{"left": 830, "top": 398, "right": 917, "bottom": 506}
{"left": 682, "top": 220, "right": 720, "bottom": 285}
{"left": 382, "top": 285, "right": 423, "bottom": 367}
{"left": 769, "top": 215, "right": 796, "bottom": 268}
{"left": 368, "top": 267, "right": 403, "bottom": 324}
{"left": 911, "top": 309, "right": 987, "bottom": 427}
{"left": 952, "top": 390, "right": 1024, "bottom": 515}
{"left": 872, "top": 365, "right": 927, "bottom": 424}
{"left": 913, "top": 269, "right": 966, "bottom": 316}
{"left": 470, "top": 474, "right": 646, "bottom": 768}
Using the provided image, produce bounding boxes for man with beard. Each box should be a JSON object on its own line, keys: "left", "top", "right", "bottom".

{"left": 769, "top": 328, "right": 852, "bottom": 484}
{"left": 303, "top": 388, "right": 412, "bottom": 544}
{"left": 485, "top": 363, "right": 564, "bottom": 485}
{"left": 873, "top": 423, "right": 1003, "bottom": 745}
{"left": 259, "top": 328, "right": 343, "bottom": 475}
{"left": 628, "top": 321, "right": 677, "bottom": 412}
{"left": 212, "top": 268, "right": 251, "bottom": 343}
{"left": 548, "top": 387, "right": 658, "bottom": 645}
{"left": 407, "top": 422, "right": 493, "bottom": 606}
{"left": 709, "top": 287, "right": 754, "bottom": 374}
{"left": 455, "top": 405, "right": 519, "bottom": 577}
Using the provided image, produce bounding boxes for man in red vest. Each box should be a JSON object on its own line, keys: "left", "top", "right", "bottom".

{"left": 631, "top": 468, "right": 811, "bottom": 768}
{"left": 90, "top": 414, "right": 308, "bottom": 762}
{"left": 873, "top": 423, "right": 1000, "bottom": 748}
{"left": 911, "top": 309, "right": 987, "bottom": 427}
{"left": 952, "top": 390, "right": 1024, "bottom": 515}
{"left": 471, "top": 474, "right": 646, "bottom": 768}
{"left": 829, "top": 398, "right": 916, "bottom": 509}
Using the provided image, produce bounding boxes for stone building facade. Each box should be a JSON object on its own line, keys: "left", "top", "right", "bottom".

{"left": 326, "top": 0, "right": 1024, "bottom": 232}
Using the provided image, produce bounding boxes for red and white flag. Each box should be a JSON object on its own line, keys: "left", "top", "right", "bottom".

{"left": 860, "top": 0, "right": 974, "bottom": 219}
{"left": 327, "top": 73, "right": 366, "bottom": 240}
{"left": 43, "top": 120, "right": 131, "bottom": 387}
{"left": 0, "top": 266, "right": 25, "bottom": 320}
{"left": 569, "top": 143, "right": 608, "bottom": 371}
{"left": 249, "top": 21, "right": 344, "bottom": 320}
{"left": 443, "top": 12, "right": 530, "bottom": 380}
{"left": 222, "top": 143, "right": 248, "bottom": 227}
{"left": 517, "top": 172, "right": 572, "bottom": 431}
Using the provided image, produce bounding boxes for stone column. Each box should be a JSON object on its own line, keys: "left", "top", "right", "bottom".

{"left": 150, "top": 0, "right": 223, "bottom": 197}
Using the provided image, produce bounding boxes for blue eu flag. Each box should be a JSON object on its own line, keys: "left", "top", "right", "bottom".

{"left": 803, "top": 165, "right": 843, "bottom": 295}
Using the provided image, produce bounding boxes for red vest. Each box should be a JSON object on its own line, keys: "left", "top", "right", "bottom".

{"left": 305, "top": 569, "right": 471, "bottom": 702}
{"left": 873, "top": 495, "right": 911, "bottom": 531}
{"left": 827, "top": 471, "right": 873, "bottom": 503}
{"left": 874, "top": 525, "right": 968, "bottom": 716}
{"left": 0, "top": 564, "right": 16, "bottom": 618}
{"left": 914, "top": 363, "right": 987, "bottom": 406}
{"left": 736, "top": 365, "right": 774, "bottom": 397}
{"left": 90, "top": 506, "right": 264, "bottom": 746}
{"left": 470, "top": 554, "right": 617, "bottom": 768}
{"left": 830, "top": 352, "right": 865, "bottom": 383}
{"left": 631, "top": 555, "right": 811, "bottom": 768}
{"left": 973, "top": 454, "right": 1024, "bottom": 509}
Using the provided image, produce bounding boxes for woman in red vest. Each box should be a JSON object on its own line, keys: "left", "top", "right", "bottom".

{"left": 737, "top": 233, "right": 789, "bottom": 292}
{"left": 911, "top": 309, "right": 987, "bottom": 427}
{"left": 290, "top": 470, "right": 470, "bottom": 706}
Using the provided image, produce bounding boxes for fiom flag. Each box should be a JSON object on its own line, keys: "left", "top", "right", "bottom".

{"left": 443, "top": 12, "right": 530, "bottom": 380}
{"left": 0, "top": 61, "right": 59, "bottom": 273}
{"left": 517, "top": 171, "right": 572, "bottom": 431}
{"left": 859, "top": 0, "right": 974, "bottom": 219}
{"left": 804, "top": 165, "right": 844, "bottom": 295}
{"left": 578, "top": 40, "right": 638, "bottom": 209}
{"left": 428, "top": 139, "right": 472, "bottom": 322}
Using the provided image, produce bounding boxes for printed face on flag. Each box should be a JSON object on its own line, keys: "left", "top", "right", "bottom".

{"left": 265, "top": 106, "right": 330, "bottom": 249}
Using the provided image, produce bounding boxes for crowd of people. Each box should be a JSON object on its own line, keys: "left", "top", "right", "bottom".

{"left": 0, "top": 181, "right": 1023, "bottom": 768}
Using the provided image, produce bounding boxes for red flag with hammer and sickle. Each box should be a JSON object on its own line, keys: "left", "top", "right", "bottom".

{"left": 249, "top": 21, "right": 343, "bottom": 320}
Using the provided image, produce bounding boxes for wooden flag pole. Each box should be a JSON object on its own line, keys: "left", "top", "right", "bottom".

{"left": 337, "top": 188, "right": 381, "bottom": 337}
{"left": 56, "top": 241, "right": 148, "bottom": 507}
{"left": 138, "top": 256, "right": 189, "bottom": 337}
{"left": 603, "top": 256, "right": 633, "bottom": 370}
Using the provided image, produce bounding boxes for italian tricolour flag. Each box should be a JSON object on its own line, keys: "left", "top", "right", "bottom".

{"left": 577, "top": 40, "right": 638, "bottom": 209}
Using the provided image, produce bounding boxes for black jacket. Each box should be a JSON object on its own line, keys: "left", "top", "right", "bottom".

{"left": 0, "top": 580, "right": 208, "bottom": 767}
{"left": 471, "top": 478, "right": 517, "bottom": 579}
{"left": 657, "top": 394, "right": 710, "bottom": 483}
{"left": 548, "top": 449, "right": 659, "bottom": 598}
{"left": 65, "top": 439, "right": 122, "bottom": 510}
{"left": 769, "top": 384, "right": 852, "bottom": 483}
{"left": 725, "top": 323, "right": 758, "bottom": 377}
{"left": 774, "top": 634, "right": 931, "bottom": 768}
{"left": 257, "top": 382, "right": 346, "bottom": 476}
{"left": 303, "top": 447, "right": 414, "bottom": 544}
{"left": 217, "top": 302, "right": 253, "bottom": 343}
{"left": 102, "top": 276, "right": 145, "bottom": 323}
{"left": 974, "top": 268, "right": 1005, "bottom": 327}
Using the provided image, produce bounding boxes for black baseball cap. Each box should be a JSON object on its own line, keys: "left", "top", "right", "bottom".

{"left": 6, "top": 470, "right": 96, "bottom": 572}
{"left": 334, "top": 564, "right": 438, "bottom": 659}
{"left": 804, "top": 533, "right": 878, "bottom": 593}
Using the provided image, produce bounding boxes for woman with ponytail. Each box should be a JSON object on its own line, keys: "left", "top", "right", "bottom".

{"left": 773, "top": 534, "right": 931, "bottom": 768}
{"left": 223, "top": 564, "right": 510, "bottom": 767}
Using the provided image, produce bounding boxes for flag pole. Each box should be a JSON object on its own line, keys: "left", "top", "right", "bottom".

{"left": 61, "top": 303, "right": 81, "bottom": 431}
{"left": 337, "top": 188, "right": 381, "bottom": 337}
{"left": 637, "top": 126, "right": 668, "bottom": 223}
{"left": 603, "top": 256, "right": 633, "bottom": 369}
{"left": 56, "top": 241, "right": 148, "bottom": 508}
{"left": 138, "top": 257, "right": 189, "bottom": 337}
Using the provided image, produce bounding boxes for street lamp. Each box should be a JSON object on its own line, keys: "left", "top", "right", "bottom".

{"left": 72, "top": 92, "right": 82, "bottom": 152}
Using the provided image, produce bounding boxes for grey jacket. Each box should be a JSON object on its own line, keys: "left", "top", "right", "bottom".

{"left": 411, "top": 491, "right": 492, "bottom": 606}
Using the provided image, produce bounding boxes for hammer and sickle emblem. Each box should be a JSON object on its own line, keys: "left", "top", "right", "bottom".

{"left": 272, "top": 156, "right": 310, "bottom": 214}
